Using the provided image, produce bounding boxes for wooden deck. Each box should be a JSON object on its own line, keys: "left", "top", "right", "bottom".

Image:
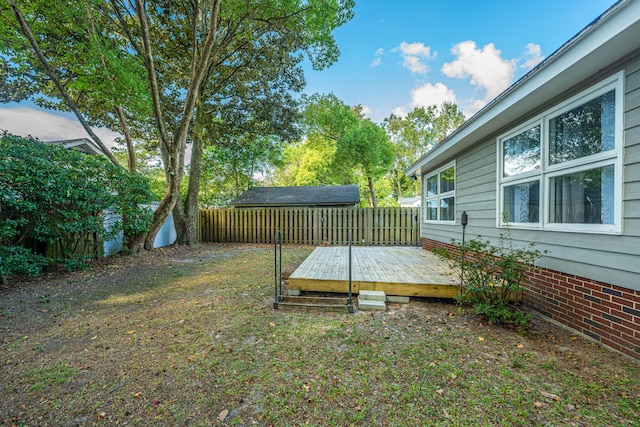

{"left": 288, "top": 246, "right": 460, "bottom": 298}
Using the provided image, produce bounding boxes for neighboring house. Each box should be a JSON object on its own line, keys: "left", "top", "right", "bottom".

{"left": 229, "top": 185, "right": 360, "bottom": 208}
{"left": 44, "top": 138, "right": 104, "bottom": 156}
{"left": 45, "top": 138, "right": 176, "bottom": 253}
{"left": 407, "top": 0, "right": 640, "bottom": 359}
{"left": 398, "top": 196, "right": 421, "bottom": 208}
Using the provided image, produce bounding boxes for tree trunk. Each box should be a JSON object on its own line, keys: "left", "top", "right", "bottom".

{"left": 144, "top": 150, "right": 184, "bottom": 250}
{"left": 395, "top": 169, "right": 403, "bottom": 198}
{"left": 114, "top": 105, "right": 136, "bottom": 171}
{"left": 137, "top": 0, "right": 221, "bottom": 250}
{"left": 172, "top": 189, "right": 186, "bottom": 244}
{"left": 368, "top": 177, "right": 378, "bottom": 208}
{"left": 179, "top": 120, "right": 204, "bottom": 245}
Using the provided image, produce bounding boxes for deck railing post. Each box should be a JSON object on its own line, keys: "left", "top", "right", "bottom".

{"left": 274, "top": 229, "right": 282, "bottom": 309}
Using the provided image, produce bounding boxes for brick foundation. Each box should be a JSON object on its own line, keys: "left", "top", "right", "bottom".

{"left": 422, "top": 237, "right": 640, "bottom": 360}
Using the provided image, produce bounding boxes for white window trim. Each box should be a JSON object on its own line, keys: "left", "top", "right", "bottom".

{"left": 496, "top": 71, "right": 623, "bottom": 234}
{"left": 423, "top": 161, "right": 456, "bottom": 224}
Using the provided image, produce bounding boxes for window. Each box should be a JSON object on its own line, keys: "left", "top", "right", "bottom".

{"left": 497, "top": 72, "right": 622, "bottom": 233}
{"left": 424, "top": 162, "right": 455, "bottom": 223}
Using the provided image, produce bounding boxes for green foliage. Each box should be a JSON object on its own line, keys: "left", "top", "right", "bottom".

{"left": 434, "top": 226, "right": 545, "bottom": 330}
{"left": 336, "top": 119, "right": 394, "bottom": 180}
{"left": 383, "top": 104, "right": 465, "bottom": 198}
{"left": 335, "top": 118, "right": 395, "bottom": 206}
{"left": 0, "top": 245, "right": 48, "bottom": 281}
{"left": 0, "top": 133, "right": 153, "bottom": 280}
{"left": 274, "top": 94, "right": 394, "bottom": 207}
{"left": 200, "top": 135, "right": 286, "bottom": 207}
{"left": 273, "top": 93, "right": 359, "bottom": 187}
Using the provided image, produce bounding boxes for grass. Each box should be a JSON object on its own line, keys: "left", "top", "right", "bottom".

{"left": 0, "top": 243, "right": 639, "bottom": 426}
{"left": 24, "top": 364, "right": 78, "bottom": 391}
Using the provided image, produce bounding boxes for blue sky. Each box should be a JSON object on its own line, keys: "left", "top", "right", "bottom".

{"left": 302, "top": 0, "right": 617, "bottom": 122}
{"left": 0, "top": 0, "right": 618, "bottom": 145}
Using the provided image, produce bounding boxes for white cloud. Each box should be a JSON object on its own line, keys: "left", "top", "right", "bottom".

{"left": 521, "top": 43, "right": 544, "bottom": 70}
{"left": 370, "top": 48, "right": 384, "bottom": 68}
{"left": 393, "top": 41, "right": 435, "bottom": 75}
{"left": 441, "top": 41, "right": 516, "bottom": 115}
{"left": 409, "top": 82, "right": 457, "bottom": 110}
{"left": 399, "top": 41, "right": 432, "bottom": 58}
{"left": 390, "top": 82, "right": 457, "bottom": 120}
{"left": 0, "top": 107, "right": 121, "bottom": 148}
{"left": 360, "top": 105, "right": 373, "bottom": 117}
{"left": 392, "top": 106, "right": 408, "bottom": 118}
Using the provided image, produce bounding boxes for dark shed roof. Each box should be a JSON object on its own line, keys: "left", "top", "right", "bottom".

{"left": 229, "top": 185, "right": 360, "bottom": 208}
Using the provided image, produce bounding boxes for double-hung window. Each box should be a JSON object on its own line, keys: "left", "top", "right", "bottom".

{"left": 424, "top": 162, "right": 455, "bottom": 223}
{"left": 497, "top": 72, "right": 623, "bottom": 233}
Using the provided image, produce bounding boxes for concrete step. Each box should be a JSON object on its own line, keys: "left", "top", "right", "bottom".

{"left": 359, "top": 290, "right": 386, "bottom": 301}
{"left": 358, "top": 299, "right": 387, "bottom": 311}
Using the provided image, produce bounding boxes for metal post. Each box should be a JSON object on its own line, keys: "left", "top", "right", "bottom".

{"left": 348, "top": 229, "right": 354, "bottom": 313}
{"left": 279, "top": 232, "right": 283, "bottom": 297}
{"left": 273, "top": 229, "right": 282, "bottom": 309}
{"left": 460, "top": 211, "right": 468, "bottom": 291}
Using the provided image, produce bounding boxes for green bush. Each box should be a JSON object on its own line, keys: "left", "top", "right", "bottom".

{"left": 0, "top": 132, "right": 153, "bottom": 282}
{"left": 434, "top": 226, "right": 545, "bottom": 330}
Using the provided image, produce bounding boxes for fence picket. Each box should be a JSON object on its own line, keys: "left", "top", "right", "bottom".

{"left": 196, "top": 207, "right": 420, "bottom": 246}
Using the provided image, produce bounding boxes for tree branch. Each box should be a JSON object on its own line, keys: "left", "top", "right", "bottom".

{"left": 7, "top": 0, "right": 120, "bottom": 166}
{"left": 134, "top": 0, "right": 170, "bottom": 156}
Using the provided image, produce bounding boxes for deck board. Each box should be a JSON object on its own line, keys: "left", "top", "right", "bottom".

{"left": 288, "top": 246, "right": 459, "bottom": 298}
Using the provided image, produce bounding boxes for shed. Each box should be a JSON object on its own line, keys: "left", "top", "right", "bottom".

{"left": 229, "top": 185, "right": 360, "bottom": 208}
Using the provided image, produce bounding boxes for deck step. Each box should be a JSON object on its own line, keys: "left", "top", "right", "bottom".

{"left": 275, "top": 295, "right": 354, "bottom": 313}
{"left": 280, "top": 296, "right": 350, "bottom": 305}
{"left": 276, "top": 302, "right": 353, "bottom": 313}
{"left": 358, "top": 299, "right": 387, "bottom": 311}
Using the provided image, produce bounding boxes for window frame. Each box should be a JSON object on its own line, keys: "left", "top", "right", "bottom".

{"left": 423, "top": 161, "right": 456, "bottom": 224}
{"left": 496, "top": 72, "right": 623, "bottom": 234}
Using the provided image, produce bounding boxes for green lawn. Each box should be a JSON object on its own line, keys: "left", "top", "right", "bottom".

{"left": 1, "top": 244, "right": 638, "bottom": 426}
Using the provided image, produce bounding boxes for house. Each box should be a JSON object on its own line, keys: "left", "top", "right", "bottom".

{"left": 398, "top": 196, "right": 421, "bottom": 208}
{"left": 44, "top": 138, "right": 104, "bottom": 155}
{"left": 229, "top": 185, "right": 360, "bottom": 208}
{"left": 406, "top": 0, "right": 640, "bottom": 359}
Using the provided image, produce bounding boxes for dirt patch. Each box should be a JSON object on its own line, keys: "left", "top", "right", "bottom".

{"left": 1, "top": 243, "right": 638, "bottom": 426}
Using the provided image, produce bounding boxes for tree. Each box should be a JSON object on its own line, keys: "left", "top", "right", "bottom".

{"left": 335, "top": 119, "right": 395, "bottom": 207}
{"left": 175, "top": 26, "right": 305, "bottom": 241}
{"left": 1, "top": 0, "right": 152, "bottom": 167}
{"left": 274, "top": 93, "right": 360, "bottom": 186}
{"left": 1, "top": 0, "right": 355, "bottom": 249}
{"left": 199, "top": 135, "right": 286, "bottom": 207}
{"left": 383, "top": 103, "right": 465, "bottom": 197}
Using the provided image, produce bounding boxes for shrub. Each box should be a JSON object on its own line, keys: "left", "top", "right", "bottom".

{"left": 0, "top": 132, "right": 153, "bottom": 281}
{"left": 434, "top": 226, "right": 545, "bottom": 330}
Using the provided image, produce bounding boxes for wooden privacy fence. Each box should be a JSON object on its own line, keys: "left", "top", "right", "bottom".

{"left": 198, "top": 207, "right": 421, "bottom": 246}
